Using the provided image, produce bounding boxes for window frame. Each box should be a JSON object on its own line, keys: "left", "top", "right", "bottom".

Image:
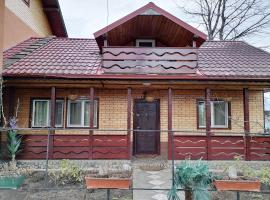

{"left": 31, "top": 99, "right": 50, "bottom": 128}
{"left": 197, "top": 99, "right": 231, "bottom": 129}
{"left": 55, "top": 100, "right": 64, "bottom": 128}
{"left": 264, "top": 91, "right": 270, "bottom": 133}
{"left": 66, "top": 99, "right": 98, "bottom": 128}
{"left": 30, "top": 98, "right": 64, "bottom": 128}
{"left": 136, "top": 39, "right": 155, "bottom": 47}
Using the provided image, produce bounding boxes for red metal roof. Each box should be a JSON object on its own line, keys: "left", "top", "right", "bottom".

{"left": 199, "top": 41, "right": 270, "bottom": 78}
{"left": 3, "top": 37, "right": 270, "bottom": 80}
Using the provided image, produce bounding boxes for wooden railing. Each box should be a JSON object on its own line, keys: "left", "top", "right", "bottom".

{"left": 19, "top": 134, "right": 129, "bottom": 160}
{"left": 169, "top": 134, "right": 270, "bottom": 161}
{"left": 102, "top": 47, "right": 198, "bottom": 74}
{"left": 18, "top": 133, "right": 270, "bottom": 161}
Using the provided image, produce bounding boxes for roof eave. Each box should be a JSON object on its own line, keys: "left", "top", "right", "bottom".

{"left": 3, "top": 73, "right": 270, "bottom": 82}
{"left": 42, "top": 0, "right": 68, "bottom": 37}
{"left": 93, "top": 2, "right": 207, "bottom": 40}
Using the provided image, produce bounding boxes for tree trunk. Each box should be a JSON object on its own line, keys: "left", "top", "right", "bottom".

{"left": 185, "top": 188, "right": 193, "bottom": 200}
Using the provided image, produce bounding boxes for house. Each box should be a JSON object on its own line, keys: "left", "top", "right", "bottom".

{"left": 2, "top": 0, "right": 67, "bottom": 50}
{"left": 2, "top": 2, "right": 270, "bottom": 161}
{"left": 0, "top": 0, "right": 67, "bottom": 158}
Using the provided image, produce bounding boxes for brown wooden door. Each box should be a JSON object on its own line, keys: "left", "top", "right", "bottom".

{"left": 133, "top": 99, "right": 160, "bottom": 154}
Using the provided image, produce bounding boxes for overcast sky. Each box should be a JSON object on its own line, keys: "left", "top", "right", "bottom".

{"left": 58, "top": 0, "right": 270, "bottom": 50}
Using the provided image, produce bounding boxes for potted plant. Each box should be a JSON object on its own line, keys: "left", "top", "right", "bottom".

{"left": 168, "top": 160, "right": 213, "bottom": 200}
{"left": 214, "top": 156, "right": 261, "bottom": 192}
{"left": 85, "top": 163, "right": 132, "bottom": 189}
{"left": 0, "top": 117, "right": 25, "bottom": 189}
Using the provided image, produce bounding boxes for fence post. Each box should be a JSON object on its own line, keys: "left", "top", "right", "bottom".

{"left": 45, "top": 129, "right": 51, "bottom": 186}
{"left": 243, "top": 88, "right": 251, "bottom": 161}
{"left": 127, "top": 88, "right": 132, "bottom": 159}
{"left": 168, "top": 88, "right": 172, "bottom": 160}
{"left": 50, "top": 87, "right": 56, "bottom": 159}
{"left": 89, "top": 87, "right": 95, "bottom": 159}
{"left": 205, "top": 88, "right": 211, "bottom": 160}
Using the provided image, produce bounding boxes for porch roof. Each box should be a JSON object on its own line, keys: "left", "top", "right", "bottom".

{"left": 3, "top": 37, "right": 270, "bottom": 80}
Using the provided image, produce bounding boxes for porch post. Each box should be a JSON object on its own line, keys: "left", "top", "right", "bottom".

{"left": 50, "top": 87, "right": 56, "bottom": 159}
{"left": 243, "top": 88, "right": 251, "bottom": 161}
{"left": 127, "top": 88, "right": 132, "bottom": 158}
{"left": 89, "top": 87, "right": 95, "bottom": 159}
{"left": 205, "top": 88, "right": 211, "bottom": 160}
{"left": 168, "top": 88, "right": 173, "bottom": 159}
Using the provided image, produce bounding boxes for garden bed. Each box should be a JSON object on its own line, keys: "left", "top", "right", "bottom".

{"left": 0, "top": 171, "right": 132, "bottom": 200}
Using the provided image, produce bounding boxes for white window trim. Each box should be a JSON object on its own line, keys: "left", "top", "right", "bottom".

{"left": 211, "top": 101, "right": 228, "bottom": 128}
{"left": 198, "top": 101, "right": 229, "bottom": 128}
{"left": 67, "top": 99, "right": 98, "bottom": 128}
{"left": 136, "top": 39, "right": 155, "bottom": 47}
{"left": 32, "top": 99, "right": 64, "bottom": 128}
{"left": 32, "top": 100, "right": 50, "bottom": 127}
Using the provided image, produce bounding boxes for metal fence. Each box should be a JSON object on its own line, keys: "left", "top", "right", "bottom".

{"left": 1, "top": 128, "right": 270, "bottom": 200}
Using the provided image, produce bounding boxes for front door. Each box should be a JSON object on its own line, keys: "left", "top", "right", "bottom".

{"left": 133, "top": 99, "right": 160, "bottom": 155}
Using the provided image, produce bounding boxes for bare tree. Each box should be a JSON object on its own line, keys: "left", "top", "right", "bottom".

{"left": 176, "top": 0, "right": 270, "bottom": 40}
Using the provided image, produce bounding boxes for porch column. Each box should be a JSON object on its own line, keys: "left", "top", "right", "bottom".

{"left": 205, "top": 88, "right": 211, "bottom": 160}
{"left": 89, "top": 87, "right": 95, "bottom": 159}
{"left": 49, "top": 87, "right": 56, "bottom": 159}
{"left": 168, "top": 88, "right": 173, "bottom": 159}
{"left": 127, "top": 88, "right": 132, "bottom": 158}
{"left": 243, "top": 88, "right": 251, "bottom": 160}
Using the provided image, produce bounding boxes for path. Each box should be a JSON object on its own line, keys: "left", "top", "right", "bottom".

{"left": 133, "top": 167, "right": 184, "bottom": 200}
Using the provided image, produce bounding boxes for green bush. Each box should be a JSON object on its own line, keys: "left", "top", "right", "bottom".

{"left": 168, "top": 160, "right": 213, "bottom": 200}
{"left": 258, "top": 167, "right": 270, "bottom": 186}
{"left": 49, "top": 160, "right": 84, "bottom": 185}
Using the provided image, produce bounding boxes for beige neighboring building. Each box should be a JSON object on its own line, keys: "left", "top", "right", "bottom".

{"left": 3, "top": 0, "right": 67, "bottom": 51}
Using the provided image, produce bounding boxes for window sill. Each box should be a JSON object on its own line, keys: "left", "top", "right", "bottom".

{"left": 197, "top": 127, "right": 231, "bottom": 130}
{"left": 66, "top": 127, "right": 98, "bottom": 129}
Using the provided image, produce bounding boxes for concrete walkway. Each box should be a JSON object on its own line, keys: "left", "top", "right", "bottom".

{"left": 133, "top": 167, "right": 184, "bottom": 200}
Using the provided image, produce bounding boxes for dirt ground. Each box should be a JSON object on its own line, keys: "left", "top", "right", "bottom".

{"left": 0, "top": 171, "right": 270, "bottom": 200}
{"left": 0, "top": 171, "right": 132, "bottom": 200}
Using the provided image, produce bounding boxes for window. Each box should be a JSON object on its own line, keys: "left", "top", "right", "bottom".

{"left": 31, "top": 99, "right": 64, "bottom": 127}
{"left": 136, "top": 39, "right": 155, "bottom": 47}
{"left": 264, "top": 91, "right": 270, "bottom": 133}
{"left": 198, "top": 100, "right": 229, "bottom": 128}
{"left": 67, "top": 99, "right": 98, "bottom": 127}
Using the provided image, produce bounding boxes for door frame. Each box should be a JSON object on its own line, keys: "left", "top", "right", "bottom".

{"left": 133, "top": 99, "right": 160, "bottom": 155}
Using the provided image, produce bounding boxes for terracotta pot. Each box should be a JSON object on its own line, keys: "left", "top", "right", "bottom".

{"left": 214, "top": 180, "right": 261, "bottom": 192}
{"left": 85, "top": 177, "right": 132, "bottom": 189}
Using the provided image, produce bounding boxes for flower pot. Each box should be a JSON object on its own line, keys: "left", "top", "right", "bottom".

{"left": 214, "top": 180, "right": 261, "bottom": 192}
{"left": 85, "top": 177, "right": 131, "bottom": 189}
{"left": 0, "top": 175, "right": 25, "bottom": 189}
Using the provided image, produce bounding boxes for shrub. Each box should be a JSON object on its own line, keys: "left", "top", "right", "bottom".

{"left": 168, "top": 160, "right": 213, "bottom": 200}
{"left": 49, "top": 160, "right": 84, "bottom": 185}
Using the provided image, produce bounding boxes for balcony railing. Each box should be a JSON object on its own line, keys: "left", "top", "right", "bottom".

{"left": 102, "top": 47, "right": 198, "bottom": 75}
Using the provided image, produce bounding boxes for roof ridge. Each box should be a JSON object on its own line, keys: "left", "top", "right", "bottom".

{"left": 241, "top": 41, "right": 270, "bottom": 56}
{"left": 4, "top": 38, "right": 53, "bottom": 69}
{"left": 52, "top": 37, "right": 96, "bottom": 41}
{"left": 204, "top": 40, "right": 244, "bottom": 43}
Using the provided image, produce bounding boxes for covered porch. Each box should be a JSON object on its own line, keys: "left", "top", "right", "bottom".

{"left": 2, "top": 79, "right": 270, "bottom": 161}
